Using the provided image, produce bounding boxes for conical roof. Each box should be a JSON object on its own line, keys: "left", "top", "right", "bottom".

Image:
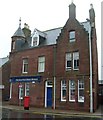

{"left": 12, "top": 26, "right": 25, "bottom": 38}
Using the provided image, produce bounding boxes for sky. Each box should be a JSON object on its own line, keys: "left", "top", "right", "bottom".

{"left": 0, "top": 0, "right": 102, "bottom": 79}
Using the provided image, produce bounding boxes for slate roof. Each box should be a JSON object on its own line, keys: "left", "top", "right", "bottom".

{"left": 12, "top": 27, "right": 25, "bottom": 38}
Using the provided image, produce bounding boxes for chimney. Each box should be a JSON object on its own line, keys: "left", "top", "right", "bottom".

{"left": 69, "top": 2, "right": 76, "bottom": 19}
{"left": 89, "top": 4, "right": 95, "bottom": 27}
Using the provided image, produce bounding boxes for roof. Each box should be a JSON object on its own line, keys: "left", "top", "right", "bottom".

{"left": 0, "top": 57, "right": 9, "bottom": 67}
{"left": 80, "top": 21, "right": 90, "bottom": 33}
{"left": 44, "top": 27, "right": 62, "bottom": 45}
{"left": 12, "top": 27, "right": 25, "bottom": 38}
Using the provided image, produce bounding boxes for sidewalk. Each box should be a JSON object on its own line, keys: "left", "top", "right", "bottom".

{"left": 1, "top": 101, "right": 103, "bottom": 118}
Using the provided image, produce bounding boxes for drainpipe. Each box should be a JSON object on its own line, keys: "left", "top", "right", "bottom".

{"left": 88, "top": 21, "right": 93, "bottom": 113}
{"left": 53, "top": 45, "right": 56, "bottom": 109}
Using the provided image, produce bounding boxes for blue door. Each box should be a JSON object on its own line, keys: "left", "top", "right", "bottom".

{"left": 47, "top": 87, "right": 52, "bottom": 107}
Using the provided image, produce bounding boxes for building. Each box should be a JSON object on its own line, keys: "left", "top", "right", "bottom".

{"left": 9, "top": 2, "right": 98, "bottom": 112}
{"left": 98, "top": 1, "right": 103, "bottom": 104}
{"left": 0, "top": 56, "right": 10, "bottom": 101}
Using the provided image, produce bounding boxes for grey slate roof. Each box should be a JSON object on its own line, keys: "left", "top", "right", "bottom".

{"left": 12, "top": 27, "right": 25, "bottom": 38}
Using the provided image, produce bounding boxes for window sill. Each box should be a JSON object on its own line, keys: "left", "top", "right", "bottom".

{"left": 69, "top": 100, "right": 75, "bottom": 102}
{"left": 22, "top": 72, "right": 28, "bottom": 74}
{"left": 61, "top": 100, "right": 66, "bottom": 102}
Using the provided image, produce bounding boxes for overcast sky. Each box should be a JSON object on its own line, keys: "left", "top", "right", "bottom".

{"left": 0, "top": 0, "right": 101, "bottom": 79}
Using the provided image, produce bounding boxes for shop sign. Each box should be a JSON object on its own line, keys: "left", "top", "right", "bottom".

{"left": 10, "top": 76, "right": 42, "bottom": 83}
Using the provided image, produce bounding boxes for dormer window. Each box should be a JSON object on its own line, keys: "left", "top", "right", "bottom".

{"left": 33, "top": 36, "right": 38, "bottom": 46}
{"left": 31, "top": 30, "right": 39, "bottom": 47}
{"left": 69, "top": 31, "right": 75, "bottom": 42}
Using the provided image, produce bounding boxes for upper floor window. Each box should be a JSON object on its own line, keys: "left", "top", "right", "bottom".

{"left": 73, "top": 52, "right": 79, "bottom": 70}
{"left": 78, "top": 80, "right": 84, "bottom": 102}
{"left": 66, "top": 53, "right": 72, "bottom": 70}
{"left": 22, "top": 58, "right": 28, "bottom": 73}
{"left": 31, "top": 30, "right": 39, "bottom": 47}
{"left": 38, "top": 56, "right": 45, "bottom": 73}
{"left": 69, "top": 31, "right": 75, "bottom": 42}
{"left": 12, "top": 41, "right": 15, "bottom": 50}
{"left": 32, "top": 36, "right": 38, "bottom": 46}
{"left": 61, "top": 80, "right": 67, "bottom": 101}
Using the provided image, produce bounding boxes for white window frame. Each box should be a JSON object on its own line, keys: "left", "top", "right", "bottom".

{"left": 61, "top": 80, "right": 67, "bottom": 101}
{"left": 69, "top": 31, "right": 75, "bottom": 42}
{"left": 25, "top": 83, "right": 29, "bottom": 96}
{"left": 73, "top": 52, "right": 79, "bottom": 70}
{"left": 78, "top": 80, "right": 84, "bottom": 102}
{"left": 38, "top": 56, "right": 45, "bottom": 73}
{"left": 19, "top": 85, "right": 23, "bottom": 100}
{"left": 31, "top": 30, "right": 39, "bottom": 47}
{"left": 10, "top": 83, "right": 12, "bottom": 99}
{"left": 22, "top": 58, "right": 28, "bottom": 74}
{"left": 69, "top": 80, "right": 75, "bottom": 102}
{"left": 66, "top": 53, "right": 72, "bottom": 71}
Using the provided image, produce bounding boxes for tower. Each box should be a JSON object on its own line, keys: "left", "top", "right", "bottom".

{"left": 11, "top": 18, "right": 25, "bottom": 52}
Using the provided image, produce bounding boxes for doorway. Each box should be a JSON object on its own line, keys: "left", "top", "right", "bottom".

{"left": 45, "top": 80, "right": 53, "bottom": 108}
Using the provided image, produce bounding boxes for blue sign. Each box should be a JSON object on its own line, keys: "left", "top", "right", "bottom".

{"left": 10, "top": 76, "right": 42, "bottom": 83}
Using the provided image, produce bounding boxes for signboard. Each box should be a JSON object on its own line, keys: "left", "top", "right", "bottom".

{"left": 10, "top": 76, "right": 42, "bottom": 83}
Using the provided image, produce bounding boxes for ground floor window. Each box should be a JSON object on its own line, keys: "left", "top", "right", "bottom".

{"left": 19, "top": 84, "right": 24, "bottom": 100}
{"left": 25, "top": 83, "right": 29, "bottom": 96}
{"left": 78, "top": 80, "right": 84, "bottom": 102}
{"left": 61, "top": 80, "right": 67, "bottom": 101}
{"left": 69, "top": 80, "right": 75, "bottom": 102}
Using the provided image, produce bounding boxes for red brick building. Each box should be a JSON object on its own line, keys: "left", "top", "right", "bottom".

{"left": 9, "top": 2, "right": 98, "bottom": 112}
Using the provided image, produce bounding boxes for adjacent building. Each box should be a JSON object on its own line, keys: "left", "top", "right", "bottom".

{"left": 0, "top": 56, "right": 10, "bottom": 101}
{"left": 9, "top": 2, "right": 98, "bottom": 112}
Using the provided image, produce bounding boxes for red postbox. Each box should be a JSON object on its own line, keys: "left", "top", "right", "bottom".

{"left": 24, "top": 96, "right": 30, "bottom": 110}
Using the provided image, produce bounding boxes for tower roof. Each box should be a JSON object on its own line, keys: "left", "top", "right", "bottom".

{"left": 12, "top": 18, "right": 25, "bottom": 38}
{"left": 12, "top": 27, "right": 25, "bottom": 38}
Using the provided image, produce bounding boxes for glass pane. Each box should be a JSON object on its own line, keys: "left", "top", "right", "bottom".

{"left": 67, "top": 61, "right": 72, "bottom": 67}
{"left": 70, "top": 31, "right": 75, "bottom": 39}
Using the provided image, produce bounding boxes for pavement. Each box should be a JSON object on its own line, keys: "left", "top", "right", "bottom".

{"left": 1, "top": 101, "right": 103, "bottom": 118}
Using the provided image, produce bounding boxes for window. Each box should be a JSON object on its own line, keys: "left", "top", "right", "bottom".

{"left": 33, "top": 37, "right": 38, "bottom": 46}
{"left": 25, "top": 83, "right": 29, "bottom": 96}
{"left": 38, "top": 56, "right": 45, "bottom": 72}
{"left": 22, "top": 58, "right": 28, "bottom": 73}
{"left": 19, "top": 84, "right": 24, "bottom": 99}
{"left": 61, "top": 80, "right": 67, "bottom": 101}
{"left": 12, "top": 41, "right": 15, "bottom": 50}
{"left": 66, "top": 53, "right": 72, "bottom": 70}
{"left": 78, "top": 80, "right": 84, "bottom": 102}
{"left": 69, "top": 31, "right": 75, "bottom": 42}
{"left": 69, "top": 80, "right": 75, "bottom": 102}
{"left": 73, "top": 52, "right": 79, "bottom": 70}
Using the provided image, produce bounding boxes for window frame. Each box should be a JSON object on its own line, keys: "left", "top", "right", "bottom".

{"left": 78, "top": 80, "right": 84, "bottom": 102}
{"left": 61, "top": 80, "right": 67, "bottom": 101}
{"left": 69, "top": 31, "right": 75, "bottom": 42}
{"left": 38, "top": 56, "right": 45, "bottom": 73}
{"left": 73, "top": 52, "right": 79, "bottom": 70}
{"left": 25, "top": 83, "right": 30, "bottom": 96}
{"left": 19, "top": 84, "right": 24, "bottom": 100}
{"left": 69, "top": 80, "right": 75, "bottom": 102}
{"left": 22, "top": 58, "right": 28, "bottom": 74}
{"left": 66, "top": 53, "right": 72, "bottom": 71}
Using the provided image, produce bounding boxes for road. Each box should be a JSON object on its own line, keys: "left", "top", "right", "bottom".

{"left": 1, "top": 108, "right": 103, "bottom": 119}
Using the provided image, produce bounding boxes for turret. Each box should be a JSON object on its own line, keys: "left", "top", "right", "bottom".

{"left": 11, "top": 18, "right": 25, "bottom": 52}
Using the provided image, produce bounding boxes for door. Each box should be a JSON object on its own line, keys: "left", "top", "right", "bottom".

{"left": 47, "top": 87, "right": 52, "bottom": 107}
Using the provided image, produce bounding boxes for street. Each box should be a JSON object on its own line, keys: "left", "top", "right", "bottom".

{"left": 1, "top": 108, "right": 103, "bottom": 119}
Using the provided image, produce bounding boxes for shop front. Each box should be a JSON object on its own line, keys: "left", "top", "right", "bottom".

{"left": 9, "top": 76, "right": 42, "bottom": 106}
